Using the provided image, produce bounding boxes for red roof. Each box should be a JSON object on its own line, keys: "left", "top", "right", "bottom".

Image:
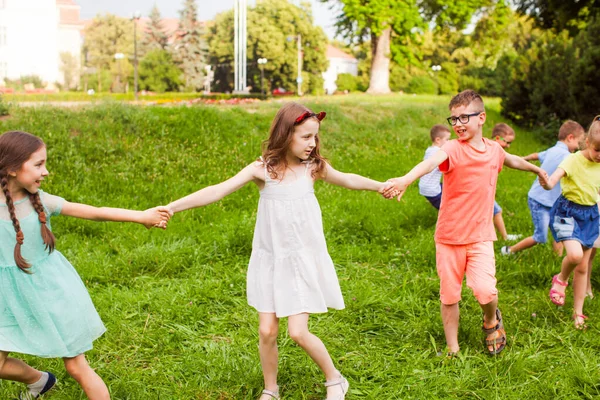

{"left": 326, "top": 45, "right": 356, "bottom": 60}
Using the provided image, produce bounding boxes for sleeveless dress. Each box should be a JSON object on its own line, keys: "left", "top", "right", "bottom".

{"left": 246, "top": 161, "right": 345, "bottom": 318}
{"left": 0, "top": 190, "right": 106, "bottom": 358}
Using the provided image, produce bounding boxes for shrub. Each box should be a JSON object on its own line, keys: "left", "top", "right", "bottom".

{"left": 336, "top": 73, "right": 359, "bottom": 92}
{"left": 406, "top": 76, "right": 437, "bottom": 94}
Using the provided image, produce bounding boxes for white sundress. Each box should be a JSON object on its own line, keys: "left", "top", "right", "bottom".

{"left": 246, "top": 161, "right": 345, "bottom": 318}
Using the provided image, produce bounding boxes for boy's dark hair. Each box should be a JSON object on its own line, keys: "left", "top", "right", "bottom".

{"left": 449, "top": 89, "right": 484, "bottom": 111}
{"left": 558, "top": 120, "right": 585, "bottom": 140}
{"left": 492, "top": 123, "right": 515, "bottom": 138}
{"left": 430, "top": 124, "right": 450, "bottom": 142}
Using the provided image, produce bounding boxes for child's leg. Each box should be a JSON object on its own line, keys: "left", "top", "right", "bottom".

{"left": 586, "top": 248, "right": 597, "bottom": 297}
{"left": 440, "top": 303, "right": 460, "bottom": 353}
{"left": 552, "top": 240, "right": 564, "bottom": 257}
{"left": 63, "top": 354, "right": 109, "bottom": 400}
{"left": 493, "top": 211, "right": 509, "bottom": 241}
{"left": 550, "top": 240, "right": 584, "bottom": 304}
{"left": 258, "top": 312, "right": 279, "bottom": 399}
{"left": 287, "top": 313, "right": 344, "bottom": 398}
{"left": 0, "top": 351, "right": 42, "bottom": 384}
{"left": 508, "top": 236, "right": 537, "bottom": 254}
{"left": 573, "top": 248, "right": 593, "bottom": 327}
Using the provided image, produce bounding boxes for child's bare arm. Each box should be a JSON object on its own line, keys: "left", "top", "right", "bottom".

{"left": 60, "top": 202, "right": 171, "bottom": 229}
{"left": 504, "top": 153, "right": 549, "bottom": 187}
{"left": 320, "top": 163, "right": 386, "bottom": 192}
{"left": 541, "top": 168, "right": 565, "bottom": 190}
{"left": 167, "top": 163, "right": 262, "bottom": 214}
{"left": 522, "top": 152, "right": 539, "bottom": 161}
{"left": 383, "top": 149, "right": 448, "bottom": 201}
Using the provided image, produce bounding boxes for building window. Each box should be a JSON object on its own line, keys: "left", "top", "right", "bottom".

{"left": 0, "top": 27, "right": 6, "bottom": 46}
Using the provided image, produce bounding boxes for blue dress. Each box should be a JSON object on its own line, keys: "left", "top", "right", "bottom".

{"left": 0, "top": 190, "right": 105, "bottom": 358}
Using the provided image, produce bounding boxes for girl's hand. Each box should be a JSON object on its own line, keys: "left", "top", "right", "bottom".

{"left": 383, "top": 177, "right": 410, "bottom": 201}
{"left": 537, "top": 169, "right": 550, "bottom": 189}
{"left": 142, "top": 206, "right": 172, "bottom": 230}
{"left": 379, "top": 181, "right": 400, "bottom": 199}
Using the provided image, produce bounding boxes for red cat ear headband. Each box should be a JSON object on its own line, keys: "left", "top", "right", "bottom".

{"left": 294, "top": 111, "right": 326, "bottom": 125}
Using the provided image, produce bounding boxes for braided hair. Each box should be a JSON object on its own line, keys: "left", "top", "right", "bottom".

{"left": 0, "top": 131, "right": 56, "bottom": 273}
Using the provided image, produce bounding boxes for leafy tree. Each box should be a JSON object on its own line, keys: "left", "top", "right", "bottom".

{"left": 139, "top": 50, "right": 183, "bottom": 93}
{"left": 140, "top": 5, "right": 169, "bottom": 56}
{"left": 323, "top": 0, "right": 491, "bottom": 94}
{"left": 82, "top": 14, "right": 134, "bottom": 92}
{"left": 208, "top": 0, "right": 328, "bottom": 94}
{"left": 173, "top": 0, "right": 208, "bottom": 91}
{"left": 59, "top": 52, "right": 79, "bottom": 90}
{"left": 515, "top": 0, "right": 599, "bottom": 34}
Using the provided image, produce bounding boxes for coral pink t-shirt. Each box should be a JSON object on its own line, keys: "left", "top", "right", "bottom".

{"left": 434, "top": 138, "right": 506, "bottom": 245}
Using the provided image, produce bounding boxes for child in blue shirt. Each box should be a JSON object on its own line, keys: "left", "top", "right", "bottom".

{"left": 501, "top": 120, "right": 585, "bottom": 256}
{"left": 418, "top": 125, "right": 451, "bottom": 209}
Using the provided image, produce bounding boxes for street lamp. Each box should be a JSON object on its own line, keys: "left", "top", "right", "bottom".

{"left": 131, "top": 11, "right": 141, "bottom": 101}
{"left": 287, "top": 34, "right": 302, "bottom": 96}
{"left": 257, "top": 58, "right": 268, "bottom": 96}
{"left": 431, "top": 65, "right": 442, "bottom": 72}
{"left": 114, "top": 52, "right": 125, "bottom": 93}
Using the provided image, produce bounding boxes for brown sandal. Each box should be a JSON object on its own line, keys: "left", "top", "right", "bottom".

{"left": 482, "top": 308, "right": 506, "bottom": 356}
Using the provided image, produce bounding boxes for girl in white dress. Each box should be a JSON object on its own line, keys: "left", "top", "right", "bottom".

{"left": 165, "top": 102, "right": 390, "bottom": 400}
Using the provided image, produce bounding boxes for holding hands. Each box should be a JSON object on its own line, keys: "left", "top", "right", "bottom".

{"left": 143, "top": 206, "right": 172, "bottom": 229}
{"left": 381, "top": 177, "right": 409, "bottom": 201}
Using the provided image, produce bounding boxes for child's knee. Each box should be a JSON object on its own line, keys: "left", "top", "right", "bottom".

{"left": 63, "top": 356, "right": 87, "bottom": 380}
{"left": 259, "top": 324, "right": 279, "bottom": 341}
{"left": 287, "top": 326, "right": 309, "bottom": 344}
{"left": 473, "top": 285, "right": 498, "bottom": 305}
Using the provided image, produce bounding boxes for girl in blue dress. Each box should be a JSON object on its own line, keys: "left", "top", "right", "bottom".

{"left": 0, "top": 131, "right": 170, "bottom": 399}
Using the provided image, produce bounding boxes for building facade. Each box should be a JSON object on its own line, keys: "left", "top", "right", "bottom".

{"left": 0, "top": 0, "right": 82, "bottom": 87}
{"left": 322, "top": 44, "right": 358, "bottom": 94}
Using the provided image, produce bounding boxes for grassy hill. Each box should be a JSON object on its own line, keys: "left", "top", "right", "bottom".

{"left": 0, "top": 94, "right": 598, "bottom": 399}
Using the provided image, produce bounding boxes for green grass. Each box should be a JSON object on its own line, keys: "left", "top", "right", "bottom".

{"left": 0, "top": 94, "right": 599, "bottom": 399}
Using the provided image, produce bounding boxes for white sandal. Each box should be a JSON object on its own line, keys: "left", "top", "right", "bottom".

{"left": 324, "top": 375, "right": 349, "bottom": 399}
{"left": 260, "top": 387, "right": 280, "bottom": 400}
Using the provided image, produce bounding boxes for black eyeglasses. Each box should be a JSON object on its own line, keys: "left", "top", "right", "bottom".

{"left": 447, "top": 112, "right": 482, "bottom": 126}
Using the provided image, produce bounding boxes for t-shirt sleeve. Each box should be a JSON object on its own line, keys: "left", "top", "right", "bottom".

{"left": 538, "top": 150, "right": 548, "bottom": 164}
{"left": 497, "top": 145, "right": 506, "bottom": 173}
{"left": 558, "top": 153, "right": 576, "bottom": 176}
{"left": 439, "top": 140, "right": 458, "bottom": 173}
{"left": 40, "top": 191, "right": 66, "bottom": 217}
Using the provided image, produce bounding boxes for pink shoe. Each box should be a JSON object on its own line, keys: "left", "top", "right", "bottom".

{"left": 549, "top": 274, "right": 568, "bottom": 306}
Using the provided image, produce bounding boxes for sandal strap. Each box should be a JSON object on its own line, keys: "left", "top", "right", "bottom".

{"left": 485, "top": 328, "right": 507, "bottom": 346}
{"left": 261, "top": 389, "right": 280, "bottom": 399}
{"left": 324, "top": 375, "right": 347, "bottom": 388}
{"left": 553, "top": 274, "right": 568, "bottom": 287}
{"left": 482, "top": 309, "right": 504, "bottom": 335}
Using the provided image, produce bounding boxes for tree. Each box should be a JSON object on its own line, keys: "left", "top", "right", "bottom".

{"left": 325, "top": 0, "right": 423, "bottom": 93}
{"left": 515, "top": 0, "right": 599, "bottom": 34}
{"left": 323, "top": 0, "right": 490, "bottom": 94}
{"left": 140, "top": 5, "right": 169, "bottom": 56}
{"left": 59, "top": 52, "right": 79, "bottom": 90}
{"left": 139, "top": 50, "right": 182, "bottom": 92}
{"left": 208, "top": 0, "right": 328, "bottom": 94}
{"left": 173, "top": 0, "right": 208, "bottom": 91}
{"left": 82, "top": 14, "right": 134, "bottom": 92}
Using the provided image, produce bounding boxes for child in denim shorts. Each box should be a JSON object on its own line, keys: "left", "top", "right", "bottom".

{"left": 501, "top": 121, "right": 585, "bottom": 256}
{"left": 544, "top": 116, "right": 600, "bottom": 329}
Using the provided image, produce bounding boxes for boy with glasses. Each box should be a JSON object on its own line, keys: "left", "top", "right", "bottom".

{"left": 383, "top": 90, "right": 548, "bottom": 356}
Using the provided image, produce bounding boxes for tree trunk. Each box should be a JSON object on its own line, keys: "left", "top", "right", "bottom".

{"left": 367, "top": 27, "right": 391, "bottom": 94}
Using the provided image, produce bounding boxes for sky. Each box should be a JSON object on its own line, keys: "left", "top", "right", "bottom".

{"left": 76, "top": 0, "right": 340, "bottom": 38}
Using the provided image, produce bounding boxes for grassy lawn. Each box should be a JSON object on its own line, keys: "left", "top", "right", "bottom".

{"left": 0, "top": 94, "right": 598, "bottom": 399}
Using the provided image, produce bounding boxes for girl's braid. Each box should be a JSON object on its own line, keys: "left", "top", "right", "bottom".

{"left": 29, "top": 192, "right": 55, "bottom": 253}
{"left": 0, "top": 175, "right": 30, "bottom": 272}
